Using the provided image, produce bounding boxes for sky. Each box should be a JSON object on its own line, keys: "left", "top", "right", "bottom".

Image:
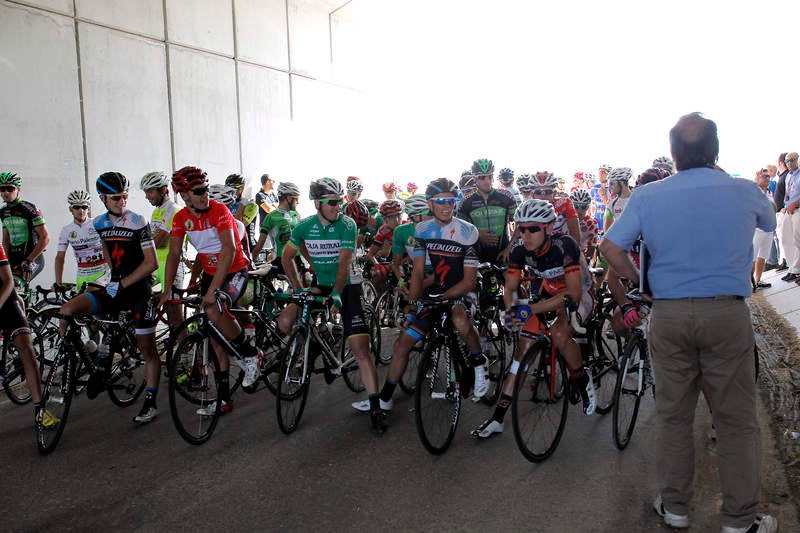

{"left": 331, "top": 0, "right": 799, "bottom": 200}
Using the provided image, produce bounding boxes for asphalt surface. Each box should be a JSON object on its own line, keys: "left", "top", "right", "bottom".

{"left": 1, "top": 329, "right": 797, "bottom": 532}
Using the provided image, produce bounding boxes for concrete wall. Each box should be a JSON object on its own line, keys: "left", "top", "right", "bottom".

{"left": 0, "top": 0, "right": 365, "bottom": 286}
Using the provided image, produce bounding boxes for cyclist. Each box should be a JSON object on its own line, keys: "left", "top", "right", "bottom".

{"left": 456, "top": 171, "right": 477, "bottom": 213}
{"left": 652, "top": 155, "right": 675, "bottom": 174}
{"left": 382, "top": 181, "right": 399, "bottom": 201}
{"left": 358, "top": 198, "right": 383, "bottom": 248}
{"left": 345, "top": 176, "right": 363, "bottom": 205}
{"left": 0, "top": 171, "right": 50, "bottom": 283}
{"left": 498, "top": 167, "right": 521, "bottom": 206}
{"left": 158, "top": 167, "right": 261, "bottom": 415}
{"left": 458, "top": 158, "right": 516, "bottom": 263}
{"left": 473, "top": 199, "right": 596, "bottom": 439}
{"left": 59, "top": 172, "right": 161, "bottom": 424}
{"left": 517, "top": 174, "right": 533, "bottom": 202}
{"left": 570, "top": 188, "right": 599, "bottom": 264}
{"left": 530, "top": 171, "right": 581, "bottom": 247}
{"left": 278, "top": 177, "right": 387, "bottom": 434}
{"left": 54, "top": 190, "right": 111, "bottom": 291}
{"left": 399, "top": 181, "right": 418, "bottom": 201}
{"left": 362, "top": 178, "right": 489, "bottom": 418}
{"left": 390, "top": 195, "right": 432, "bottom": 285}
{"left": 365, "top": 199, "right": 404, "bottom": 292}
{"left": 252, "top": 182, "right": 301, "bottom": 273}
{"left": 0, "top": 241, "right": 52, "bottom": 427}
{"left": 208, "top": 184, "right": 251, "bottom": 259}
{"left": 226, "top": 173, "right": 259, "bottom": 249}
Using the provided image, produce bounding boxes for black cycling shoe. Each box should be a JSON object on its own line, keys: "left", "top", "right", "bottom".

{"left": 370, "top": 409, "right": 388, "bottom": 435}
{"left": 86, "top": 374, "right": 105, "bottom": 400}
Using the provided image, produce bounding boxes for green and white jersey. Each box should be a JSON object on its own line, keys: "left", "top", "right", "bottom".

{"left": 259, "top": 208, "right": 298, "bottom": 258}
{"left": 288, "top": 214, "right": 361, "bottom": 287}
{"left": 391, "top": 222, "right": 416, "bottom": 258}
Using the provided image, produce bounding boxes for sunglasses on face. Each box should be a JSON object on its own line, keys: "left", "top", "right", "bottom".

{"left": 71, "top": 205, "right": 89, "bottom": 210}
{"left": 475, "top": 175, "right": 492, "bottom": 181}
{"left": 106, "top": 194, "right": 128, "bottom": 202}
{"left": 0, "top": 186, "right": 17, "bottom": 193}
{"left": 318, "top": 198, "right": 342, "bottom": 206}
{"left": 532, "top": 189, "right": 554, "bottom": 196}
{"left": 787, "top": 158, "right": 798, "bottom": 163}
{"left": 574, "top": 204, "right": 590, "bottom": 210}
{"left": 431, "top": 197, "right": 457, "bottom": 206}
{"left": 190, "top": 186, "right": 209, "bottom": 196}
{"left": 518, "top": 225, "right": 545, "bottom": 234}
{"left": 288, "top": 195, "right": 299, "bottom": 201}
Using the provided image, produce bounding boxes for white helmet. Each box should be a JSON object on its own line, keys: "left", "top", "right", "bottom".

{"left": 140, "top": 171, "right": 168, "bottom": 191}
{"left": 277, "top": 182, "right": 301, "bottom": 198}
{"left": 346, "top": 178, "right": 363, "bottom": 194}
{"left": 608, "top": 167, "right": 633, "bottom": 184}
{"left": 569, "top": 189, "right": 592, "bottom": 207}
{"left": 531, "top": 171, "right": 559, "bottom": 188}
{"left": 67, "top": 189, "right": 91, "bottom": 206}
{"left": 652, "top": 156, "right": 674, "bottom": 169}
{"left": 516, "top": 174, "right": 533, "bottom": 192}
{"left": 404, "top": 194, "right": 429, "bottom": 216}
{"left": 208, "top": 184, "right": 237, "bottom": 207}
{"left": 514, "top": 199, "right": 556, "bottom": 224}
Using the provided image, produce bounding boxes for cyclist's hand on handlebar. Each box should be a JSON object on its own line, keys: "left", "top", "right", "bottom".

{"left": 156, "top": 291, "right": 170, "bottom": 309}
{"left": 202, "top": 290, "right": 218, "bottom": 308}
{"left": 621, "top": 302, "right": 643, "bottom": 328}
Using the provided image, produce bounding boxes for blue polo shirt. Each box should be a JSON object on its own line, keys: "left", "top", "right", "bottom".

{"left": 604, "top": 167, "right": 776, "bottom": 298}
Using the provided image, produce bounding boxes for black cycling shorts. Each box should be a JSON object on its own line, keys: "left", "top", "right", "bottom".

{"left": 1, "top": 292, "right": 31, "bottom": 339}
{"left": 201, "top": 269, "right": 249, "bottom": 307}
{"left": 317, "top": 284, "right": 368, "bottom": 337}
{"left": 88, "top": 279, "right": 155, "bottom": 335}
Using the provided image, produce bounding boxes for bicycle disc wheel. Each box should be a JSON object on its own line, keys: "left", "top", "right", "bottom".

{"left": 276, "top": 329, "right": 311, "bottom": 434}
{"left": 107, "top": 333, "right": 147, "bottom": 407}
{"left": 414, "top": 336, "right": 460, "bottom": 455}
{"left": 612, "top": 335, "right": 646, "bottom": 450}
{"left": 592, "top": 314, "right": 622, "bottom": 415}
{"left": 3, "top": 345, "right": 32, "bottom": 405}
{"left": 37, "top": 352, "right": 75, "bottom": 455}
{"left": 511, "top": 342, "right": 569, "bottom": 462}
{"left": 168, "top": 333, "right": 221, "bottom": 445}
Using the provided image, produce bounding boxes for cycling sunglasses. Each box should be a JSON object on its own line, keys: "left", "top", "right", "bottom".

{"left": 190, "top": 186, "right": 209, "bottom": 196}
{"left": 105, "top": 193, "right": 128, "bottom": 202}
{"left": 431, "top": 197, "right": 457, "bottom": 206}
{"left": 71, "top": 205, "right": 89, "bottom": 210}
{"left": 0, "top": 186, "right": 17, "bottom": 193}
{"left": 318, "top": 198, "right": 342, "bottom": 206}
{"left": 532, "top": 189, "right": 554, "bottom": 196}
{"left": 518, "top": 225, "right": 545, "bottom": 234}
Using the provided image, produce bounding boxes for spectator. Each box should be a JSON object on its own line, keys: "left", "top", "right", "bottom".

{"left": 783, "top": 151, "right": 800, "bottom": 282}
{"left": 590, "top": 164, "right": 611, "bottom": 231}
{"left": 774, "top": 153, "right": 790, "bottom": 272}
{"left": 753, "top": 170, "right": 775, "bottom": 289}
{"left": 255, "top": 173, "right": 278, "bottom": 225}
{"left": 599, "top": 112, "right": 777, "bottom": 533}
{"left": 765, "top": 164, "right": 779, "bottom": 268}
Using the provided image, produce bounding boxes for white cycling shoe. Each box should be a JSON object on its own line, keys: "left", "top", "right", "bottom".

{"left": 471, "top": 419, "right": 503, "bottom": 439}
{"left": 351, "top": 398, "right": 393, "bottom": 412}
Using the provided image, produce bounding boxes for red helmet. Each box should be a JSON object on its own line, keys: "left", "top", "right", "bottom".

{"left": 382, "top": 181, "right": 398, "bottom": 193}
{"left": 344, "top": 200, "right": 369, "bottom": 228}
{"left": 379, "top": 199, "right": 403, "bottom": 217}
{"left": 172, "top": 166, "right": 208, "bottom": 193}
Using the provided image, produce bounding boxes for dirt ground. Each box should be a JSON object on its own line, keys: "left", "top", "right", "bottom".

{"left": 749, "top": 293, "right": 800, "bottom": 511}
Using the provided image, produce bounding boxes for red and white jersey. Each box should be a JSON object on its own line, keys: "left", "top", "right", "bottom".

{"left": 171, "top": 200, "right": 249, "bottom": 275}
{"left": 551, "top": 196, "right": 578, "bottom": 238}
{"left": 578, "top": 214, "right": 599, "bottom": 253}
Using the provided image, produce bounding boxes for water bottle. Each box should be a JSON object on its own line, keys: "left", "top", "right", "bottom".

{"left": 84, "top": 340, "right": 99, "bottom": 362}
{"left": 317, "top": 322, "right": 335, "bottom": 349}
{"left": 515, "top": 298, "right": 532, "bottom": 322}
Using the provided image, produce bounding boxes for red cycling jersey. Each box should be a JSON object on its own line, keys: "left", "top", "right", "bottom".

{"left": 552, "top": 196, "right": 578, "bottom": 238}
{"left": 171, "top": 200, "right": 249, "bottom": 275}
{"left": 372, "top": 224, "right": 395, "bottom": 248}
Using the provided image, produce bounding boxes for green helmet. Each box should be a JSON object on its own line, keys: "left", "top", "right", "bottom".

{"left": 0, "top": 172, "right": 22, "bottom": 187}
{"left": 471, "top": 159, "right": 494, "bottom": 176}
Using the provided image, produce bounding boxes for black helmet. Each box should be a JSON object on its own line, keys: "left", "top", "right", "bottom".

{"left": 498, "top": 167, "right": 514, "bottom": 185}
{"left": 425, "top": 178, "right": 459, "bottom": 199}
{"left": 96, "top": 172, "right": 129, "bottom": 195}
{"left": 225, "top": 173, "right": 245, "bottom": 188}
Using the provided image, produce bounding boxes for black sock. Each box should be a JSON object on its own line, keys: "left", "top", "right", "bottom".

{"left": 144, "top": 387, "right": 158, "bottom": 408}
{"left": 368, "top": 393, "right": 380, "bottom": 411}
{"left": 379, "top": 380, "right": 397, "bottom": 403}
{"left": 491, "top": 393, "right": 512, "bottom": 423}
{"left": 217, "top": 371, "right": 231, "bottom": 402}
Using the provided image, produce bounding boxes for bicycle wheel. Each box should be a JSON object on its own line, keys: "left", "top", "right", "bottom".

{"left": 29, "top": 307, "right": 62, "bottom": 378}
{"left": 612, "top": 335, "right": 647, "bottom": 450}
{"left": 414, "top": 336, "right": 460, "bottom": 455}
{"left": 107, "top": 333, "right": 147, "bottom": 407}
{"left": 168, "top": 333, "right": 221, "bottom": 445}
{"left": 276, "top": 329, "right": 312, "bottom": 434}
{"left": 3, "top": 345, "right": 32, "bottom": 405}
{"left": 481, "top": 318, "right": 513, "bottom": 406}
{"left": 399, "top": 340, "right": 423, "bottom": 395}
{"left": 246, "top": 319, "right": 284, "bottom": 395}
{"left": 361, "top": 279, "right": 377, "bottom": 306}
{"left": 363, "top": 303, "right": 387, "bottom": 365}
{"left": 511, "top": 342, "right": 569, "bottom": 462}
{"left": 37, "top": 351, "right": 75, "bottom": 455}
{"left": 592, "top": 314, "right": 622, "bottom": 415}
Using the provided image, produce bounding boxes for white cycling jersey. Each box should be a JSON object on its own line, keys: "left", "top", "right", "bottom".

{"left": 57, "top": 218, "right": 111, "bottom": 280}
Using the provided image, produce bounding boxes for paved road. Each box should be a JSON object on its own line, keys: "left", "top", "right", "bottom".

{"left": 1, "top": 332, "right": 796, "bottom": 532}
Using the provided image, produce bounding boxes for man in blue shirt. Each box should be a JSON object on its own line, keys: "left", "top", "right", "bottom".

{"left": 781, "top": 152, "right": 800, "bottom": 281}
{"left": 599, "top": 113, "right": 777, "bottom": 533}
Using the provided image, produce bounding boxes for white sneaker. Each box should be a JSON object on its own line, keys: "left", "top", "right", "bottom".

{"left": 653, "top": 494, "right": 689, "bottom": 528}
{"left": 242, "top": 353, "right": 261, "bottom": 388}
{"left": 471, "top": 418, "right": 503, "bottom": 439}
{"left": 582, "top": 372, "right": 597, "bottom": 415}
{"left": 196, "top": 400, "right": 233, "bottom": 417}
{"left": 721, "top": 514, "right": 778, "bottom": 533}
{"left": 351, "top": 398, "right": 393, "bottom": 412}
{"left": 473, "top": 365, "right": 489, "bottom": 398}
{"left": 133, "top": 406, "right": 158, "bottom": 424}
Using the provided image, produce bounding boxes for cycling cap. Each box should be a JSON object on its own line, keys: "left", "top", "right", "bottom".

{"left": 208, "top": 183, "right": 237, "bottom": 207}
{"left": 379, "top": 199, "right": 403, "bottom": 217}
{"left": 277, "top": 182, "right": 301, "bottom": 198}
{"left": 471, "top": 159, "right": 494, "bottom": 175}
{"left": 140, "top": 171, "right": 168, "bottom": 191}
{"left": 172, "top": 166, "right": 208, "bottom": 193}
{"left": 514, "top": 199, "right": 556, "bottom": 224}
{"left": 67, "top": 189, "right": 91, "bottom": 206}
{"left": 309, "top": 177, "right": 344, "bottom": 200}
{"left": 344, "top": 200, "right": 369, "bottom": 228}
{"left": 96, "top": 172, "right": 129, "bottom": 195}
{"left": 404, "top": 194, "right": 429, "bottom": 216}
{"left": 425, "top": 178, "right": 459, "bottom": 199}
{"left": 0, "top": 172, "right": 21, "bottom": 187}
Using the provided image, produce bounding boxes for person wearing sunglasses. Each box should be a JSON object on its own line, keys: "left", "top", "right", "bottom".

{"left": 529, "top": 171, "right": 582, "bottom": 248}
{"left": 388, "top": 194, "right": 433, "bottom": 287}
{"left": 473, "top": 198, "right": 596, "bottom": 439}
{"left": 0, "top": 171, "right": 50, "bottom": 284}
{"left": 59, "top": 172, "right": 161, "bottom": 424}
{"left": 364, "top": 199, "right": 405, "bottom": 293}
{"left": 252, "top": 182, "right": 302, "bottom": 274}
{"left": 458, "top": 158, "right": 516, "bottom": 263}
{"left": 569, "top": 188, "right": 598, "bottom": 264}
{"left": 54, "top": 189, "right": 110, "bottom": 292}
{"left": 370, "top": 178, "right": 489, "bottom": 423}
{"left": 279, "top": 177, "right": 386, "bottom": 434}
{"left": 226, "top": 173, "right": 259, "bottom": 252}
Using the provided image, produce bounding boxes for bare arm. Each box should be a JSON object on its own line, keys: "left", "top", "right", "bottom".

{"left": 598, "top": 238, "right": 639, "bottom": 283}
{"left": 54, "top": 250, "right": 66, "bottom": 284}
{"left": 0, "top": 262, "right": 14, "bottom": 309}
{"left": 282, "top": 244, "right": 302, "bottom": 290}
{"left": 27, "top": 224, "right": 50, "bottom": 262}
{"left": 441, "top": 265, "right": 477, "bottom": 300}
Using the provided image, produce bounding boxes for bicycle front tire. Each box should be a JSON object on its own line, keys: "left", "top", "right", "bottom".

{"left": 414, "top": 335, "right": 460, "bottom": 455}
{"left": 592, "top": 313, "right": 622, "bottom": 415}
{"left": 107, "top": 332, "right": 147, "bottom": 407}
{"left": 276, "top": 329, "right": 312, "bottom": 434}
{"left": 37, "top": 352, "right": 75, "bottom": 455}
{"left": 612, "top": 335, "right": 646, "bottom": 450}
